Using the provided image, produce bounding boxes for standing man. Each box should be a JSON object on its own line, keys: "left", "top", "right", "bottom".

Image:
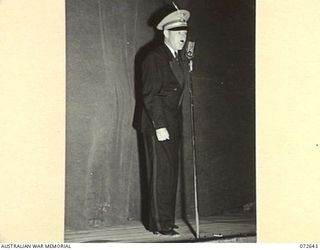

{"left": 140, "top": 7, "right": 190, "bottom": 236}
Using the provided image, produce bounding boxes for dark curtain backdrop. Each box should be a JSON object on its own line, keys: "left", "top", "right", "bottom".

{"left": 66, "top": 0, "right": 255, "bottom": 230}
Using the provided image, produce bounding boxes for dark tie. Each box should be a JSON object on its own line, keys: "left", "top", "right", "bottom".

{"left": 170, "top": 51, "right": 183, "bottom": 85}
{"left": 174, "top": 51, "right": 179, "bottom": 61}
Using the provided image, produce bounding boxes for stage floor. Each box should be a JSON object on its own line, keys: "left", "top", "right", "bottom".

{"left": 65, "top": 213, "right": 256, "bottom": 243}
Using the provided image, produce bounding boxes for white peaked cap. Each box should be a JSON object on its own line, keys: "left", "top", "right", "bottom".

{"left": 156, "top": 10, "right": 190, "bottom": 30}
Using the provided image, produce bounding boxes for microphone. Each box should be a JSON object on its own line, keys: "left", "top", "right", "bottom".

{"left": 186, "top": 41, "right": 195, "bottom": 72}
{"left": 186, "top": 41, "right": 195, "bottom": 60}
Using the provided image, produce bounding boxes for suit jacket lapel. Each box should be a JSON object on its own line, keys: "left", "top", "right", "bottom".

{"left": 169, "top": 59, "right": 184, "bottom": 86}
{"left": 161, "top": 44, "right": 183, "bottom": 86}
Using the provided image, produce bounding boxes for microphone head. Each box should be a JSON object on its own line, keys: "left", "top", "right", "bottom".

{"left": 186, "top": 41, "right": 195, "bottom": 59}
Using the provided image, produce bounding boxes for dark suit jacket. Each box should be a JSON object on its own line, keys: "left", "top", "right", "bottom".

{"left": 141, "top": 43, "right": 189, "bottom": 136}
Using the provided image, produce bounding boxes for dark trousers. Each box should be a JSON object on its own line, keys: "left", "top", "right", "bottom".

{"left": 143, "top": 130, "right": 181, "bottom": 232}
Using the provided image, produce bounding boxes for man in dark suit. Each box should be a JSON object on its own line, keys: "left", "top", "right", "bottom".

{"left": 140, "top": 8, "right": 190, "bottom": 236}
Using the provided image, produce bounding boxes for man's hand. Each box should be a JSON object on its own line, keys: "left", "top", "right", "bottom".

{"left": 156, "top": 128, "right": 170, "bottom": 141}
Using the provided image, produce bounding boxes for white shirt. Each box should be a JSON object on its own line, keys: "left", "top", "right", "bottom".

{"left": 164, "top": 42, "right": 177, "bottom": 58}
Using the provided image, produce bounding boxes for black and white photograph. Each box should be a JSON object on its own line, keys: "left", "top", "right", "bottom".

{"left": 2, "top": 0, "right": 320, "bottom": 245}
{"left": 65, "top": 0, "right": 256, "bottom": 243}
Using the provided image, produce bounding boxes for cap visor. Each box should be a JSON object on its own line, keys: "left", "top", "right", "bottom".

{"left": 168, "top": 26, "right": 189, "bottom": 31}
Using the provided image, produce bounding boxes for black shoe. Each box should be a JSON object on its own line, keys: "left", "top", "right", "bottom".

{"left": 170, "top": 224, "right": 179, "bottom": 229}
{"left": 158, "top": 229, "right": 180, "bottom": 237}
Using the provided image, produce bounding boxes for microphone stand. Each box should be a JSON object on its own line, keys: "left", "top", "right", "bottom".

{"left": 186, "top": 44, "right": 200, "bottom": 239}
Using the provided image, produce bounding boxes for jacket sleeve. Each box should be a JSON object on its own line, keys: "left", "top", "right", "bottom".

{"left": 142, "top": 53, "right": 168, "bottom": 130}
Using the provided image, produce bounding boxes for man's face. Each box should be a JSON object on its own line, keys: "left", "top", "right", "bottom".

{"left": 164, "top": 30, "right": 188, "bottom": 51}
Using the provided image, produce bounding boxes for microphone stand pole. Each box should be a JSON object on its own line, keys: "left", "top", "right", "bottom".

{"left": 187, "top": 55, "right": 200, "bottom": 239}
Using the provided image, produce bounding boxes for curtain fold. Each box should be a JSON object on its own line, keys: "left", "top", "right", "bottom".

{"left": 66, "top": 0, "right": 167, "bottom": 229}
